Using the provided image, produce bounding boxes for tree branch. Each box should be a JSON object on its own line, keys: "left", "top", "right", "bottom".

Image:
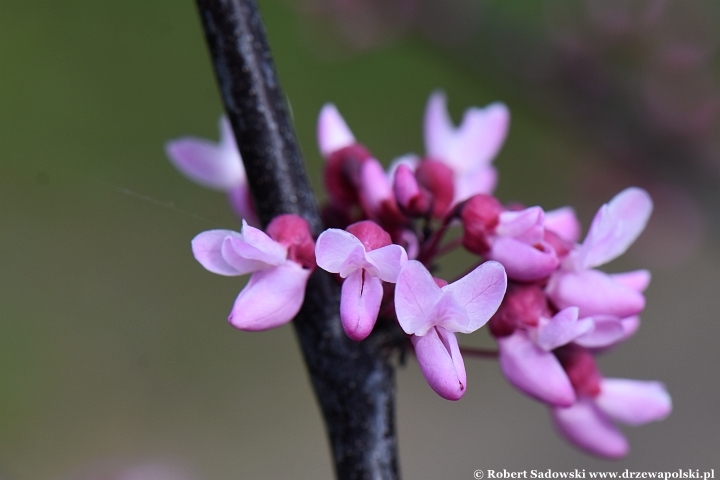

{"left": 194, "top": 1, "right": 401, "bottom": 478}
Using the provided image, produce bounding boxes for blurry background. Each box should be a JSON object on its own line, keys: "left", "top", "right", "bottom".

{"left": 1, "top": 0, "right": 718, "bottom": 478}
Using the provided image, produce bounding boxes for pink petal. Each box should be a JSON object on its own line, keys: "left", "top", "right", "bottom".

{"left": 577, "top": 187, "right": 653, "bottom": 269}
{"left": 423, "top": 91, "right": 455, "bottom": 163}
{"left": 574, "top": 316, "right": 625, "bottom": 348}
{"left": 453, "top": 102, "right": 509, "bottom": 173}
{"left": 340, "top": 270, "right": 383, "bottom": 341}
{"left": 544, "top": 207, "right": 582, "bottom": 243}
{"left": 317, "top": 104, "right": 355, "bottom": 157}
{"left": 315, "top": 229, "right": 365, "bottom": 274}
{"left": 552, "top": 400, "right": 629, "bottom": 459}
{"left": 620, "top": 315, "right": 641, "bottom": 340}
{"left": 442, "top": 260, "right": 507, "bottom": 333}
{"left": 547, "top": 269, "right": 645, "bottom": 318}
{"left": 498, "top": 331, "right": 576, "bottom": 407}
{"left": 359, "top": 158, "right": 393, "bottom": 215}
{"left": 610, "top": 269, "right": 651, "bottom": 292}
{"left": 453, "top": 164, "right": 498, "bottom": 202}
{"left": 487, "top": 237, "right": 559, "bottom": 282}
{"left": 228, "top": 261, "right": 311, "bottom": 331}
{"left": 426, "top": 294, "right": 472, "bottom": 334}
{"left": 365, "top": 244, "right": 408, "bottom": 283}
{"left": 595, "top": 379, "right": 672, "bottom": 426}
{"left": 165, "top": 117, "right": 245, "bottom": 191}
{"left": 223, "top": 220, "right": 287, "bottom": 266}
{"left": 387, "top": 154, "right": 419, "bottom": 180}
{"left": 192, "top": 229, "right": 248, "bottom": 276}
{"left": 535, "top": 307, "right": 593, "bottom": 351}
{"left": 424, "top": 92, "right": 509, "bottom": 177}
{"left": 395, "top": 260, "right": 444, "bottom": 335}
{"left": 496, "top": 207, "right": 544, "bottom": 244}
{"left": 412, "top": 327, "right": 467, "bottom": 401}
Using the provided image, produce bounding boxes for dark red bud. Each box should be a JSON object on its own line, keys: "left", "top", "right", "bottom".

{"left": 346, "top": 220, "right": 392, "bottom": 251}
{"left": 324, "top": 144, "right": 373, "bottom": 205}
{"left": 266, "top": 214, "right": 316, "bottom": 269}
{"left": 460, "top": 194, "right": 503, "bottom": 255}
{"left": 555, "top": 344, "right": 602, "bottom": 397}
{"left": 415, "top": 159, "right": 455, "bottom": 217}
{"left": 488, "top": 284, "right": 548, "bottom": 337}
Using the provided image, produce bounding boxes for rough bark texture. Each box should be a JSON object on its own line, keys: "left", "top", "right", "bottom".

{"left": 194, "top": 1, "right": 401, "bottom": 478}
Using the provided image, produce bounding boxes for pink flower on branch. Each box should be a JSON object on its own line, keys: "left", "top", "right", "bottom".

{"left": 192, "top": 215, "right": 315, "bottom": 331}
{"left": 424, "top": 91, "right": 510, "bottom": 204}
{"left": 552, "top": 345, "right": 671, "bottom": 458}
{"left": 315, "top": 221, "right": 408, "bottom": 341}
{"left": 165, "top": 116, "right": 258, "bottom": 225}
{"left": 460, "top": 197, "right": 559, "bottom": 281}
{"left": 546, "top": 187, "right": 653, "bottom": 318}
{"left": 395, "top": 260, "right": 507, "bottom": 400}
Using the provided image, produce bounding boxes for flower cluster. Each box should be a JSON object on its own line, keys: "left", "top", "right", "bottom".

{"left": 166, "top": 91, "right": 670, "bottom": 458}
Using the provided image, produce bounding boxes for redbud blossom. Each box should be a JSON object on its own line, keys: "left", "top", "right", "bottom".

{"left": 423, "top": 91, "right": 509, "bottom": 203}
{"left": 395, "top": 260, "right": 507, "bottom": 399}
{"left": 165, "top": 116, "right": 258, "bottom": 225}
{"left": 315, "top": 221, "right": 408, "bottom": 341}
{"left": 191, "top": 216, "right": 314, "bottom": 331}
{"left": 546, "top": 188, "right": 653, "bottom": 318}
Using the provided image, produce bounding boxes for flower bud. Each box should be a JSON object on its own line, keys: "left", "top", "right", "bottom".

{"left": 555, "top": 344, "right": 602, "bottom": 397}
{"left": 415, "top": 159, "right": 455, "bottom": 217}
{"left": 324, "top": 144, "right": 373, "bottom": 206}
{"left": 346, "top": 220, "right": 392, "bottom": 251}
{"left": 266, "top": 214, "right": 316, "bottom": 269}
{"left": 489, "top": 284, "right": 548, "bottom": 337}
{"left": 460, "top": 194, "right": 503, "bottom": 254}
{"left": 393, "top": 164, "right": 432, "bottom": 217}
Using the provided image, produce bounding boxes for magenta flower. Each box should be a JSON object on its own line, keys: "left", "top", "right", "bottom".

{"left": 552, "top": 345, "right": 671, "bottom": 458}
{"left": 487, "top": 207, "right": 560, "bottom": 281}
{"left": 192, "top": 217, "right": 314, "bottom": 331}
{"left": 317, "top": 103, "right": 356, "bottom": 158}
{"left": 395, "top": 260, "right": 507, "bottom": 400}
{"left": 423, "top": 91, "right": 510, "bottom": 203}
{"left": 461, "top": 198, "right": 559, "bottom": 281}
{"left": 546, "top": 187, "right": 653, "bottom": 318}
{"left": 315, "top": 221, "right": 408, "bottom": 340}
{"left": 165, "top": 116, "right": 258, "bottom": 225}
{"left": 497, "top": 307, "right": 591, "bottom": 407}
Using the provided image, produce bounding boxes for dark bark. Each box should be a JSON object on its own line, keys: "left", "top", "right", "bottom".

{"left": 194, "top": 1, "right": 401, "bottom": 478}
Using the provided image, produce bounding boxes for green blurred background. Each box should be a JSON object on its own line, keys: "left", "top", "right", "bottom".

{"left": 1, "top": 1, "right": 718, "bottom": 478}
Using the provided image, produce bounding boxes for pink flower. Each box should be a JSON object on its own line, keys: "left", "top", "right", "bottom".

{"left": 318, "top": 103, "right": 356, "bottom": 158}
{"left": 423, "top": 91, "right": 510, "bottom": 203}
{"left": 315, "top": 221, "right": 408, "bottom": 340}
{"left": 546, "top": 188, "right": 653, "bottom": 318}
{"left": 191, "top": 216, "right": 314, "bottom": 331}
{"left": 165, "top": 116, "right": 258, "bottom": 225}
{"left": 496, "top": 307, "right": 591, "bottom": 407}
{"left": 395, "top": 260, "right": 507, "bottom": 400}
{"left": 461, "top": 199, "right": 559, "bottom": 281}
{"left": 552, "top": 346, "right": 671, "bottom": 458}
